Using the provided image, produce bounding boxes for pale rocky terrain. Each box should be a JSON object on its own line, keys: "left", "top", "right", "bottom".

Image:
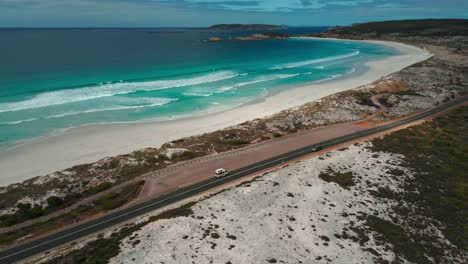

{"left": 109, "top": 142, "right": 463, "bottom": 264}
{"left": 373, "top": 43, "right": 467, "bottom": 119}
{"left": 314, "top": 22, "right": 468, "bottom": 120}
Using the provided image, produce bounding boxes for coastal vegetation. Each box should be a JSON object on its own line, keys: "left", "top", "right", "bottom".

{"left": 0, "top": 181, "right": 144, "bottom": 246}
{"left": 318, "top": 169, "right": 355, "bottom": 189}
{"left": 0, "top": 149, "right": 203, "bottom": 229}
{"left": 368, "top": 107, "right": 467, "bottom": 256}
{"left": 335, "top": 106, "right": 468, "bottom": 263}
{"left": 313, "top": 19, "right": 468, "bottom": 38}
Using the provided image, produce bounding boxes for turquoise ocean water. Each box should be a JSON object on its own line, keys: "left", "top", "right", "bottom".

{"left": 0, "top": 28, "right": 398, "bottom": 149}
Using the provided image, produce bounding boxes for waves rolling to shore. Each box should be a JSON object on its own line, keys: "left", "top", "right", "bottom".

{"left": 0, "top": 29, "right": 398, "bottom": 148}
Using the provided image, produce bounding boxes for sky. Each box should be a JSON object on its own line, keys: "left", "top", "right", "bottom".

{"left": 0, "top": 0, "right": 467, "bottom": 27}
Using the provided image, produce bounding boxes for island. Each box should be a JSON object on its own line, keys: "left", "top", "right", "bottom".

{"left": 207, "top": 32, "right": 290, "bottom": 42}
{"left": 233, "top": 32, "right": 290, "bottom": 41}
{"left": 208, "top": 24, "right": 287, "bottom": 30}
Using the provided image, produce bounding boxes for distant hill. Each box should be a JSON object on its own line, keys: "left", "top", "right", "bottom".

{"left": 208, "top": 24, "right": 287, "bottom": 30}
{"left": 313, "top": 19, "right": 468, "bottom": 38}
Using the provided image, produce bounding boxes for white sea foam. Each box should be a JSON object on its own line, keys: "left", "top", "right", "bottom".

{"left": 313, "top": 74, "right": 343, "bottom": 84}
{"left": 0, "top": 71, "right": 237, "bottom": 113}
{"left": 271, "top": 50, "right": 360, "bottom": 69}
{"left": 184, "top": 74, "right": 300, "bottom": 97}
{"left": 182, "top": 92, "right": 214, "bottom": 97}
{"left": 45, "top": 97, "right": 178, "bottom": 118}
{"left": 0, "top": 118, "right": 38, "bottom": 125}
{"left": 235, "top": 74, "right": 300, "bottom": 86}
{"left": 347, "top": 67, "right": 357, "bottom": 74}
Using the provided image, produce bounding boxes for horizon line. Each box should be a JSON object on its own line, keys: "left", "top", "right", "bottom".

{"left": 0, "top": 25, "right": 330, "bottom": 29}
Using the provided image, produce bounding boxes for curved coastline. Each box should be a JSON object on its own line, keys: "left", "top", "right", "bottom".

{"left": 0, "top": 39, "right": 432, "bottom": 186}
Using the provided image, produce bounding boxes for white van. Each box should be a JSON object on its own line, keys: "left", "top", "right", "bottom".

{"left": 214, "top": 168, "right": 229, "bottom": 178}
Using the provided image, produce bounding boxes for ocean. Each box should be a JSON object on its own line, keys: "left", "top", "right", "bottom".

{"left": 0, "top": 27, "right": 398, "bottom": 148}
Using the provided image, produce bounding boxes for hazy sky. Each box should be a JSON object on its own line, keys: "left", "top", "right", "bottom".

{"left": 1, "top": 0, "right": 467, "bottom": 27}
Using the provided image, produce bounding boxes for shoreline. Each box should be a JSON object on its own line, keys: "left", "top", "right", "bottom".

{"left": 0, "top": 39, "right": 432, "bottom": 186}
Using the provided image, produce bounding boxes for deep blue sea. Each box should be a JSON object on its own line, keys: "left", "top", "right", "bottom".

{"left": 0, "top": 27, "right": 398, "bottom": 148}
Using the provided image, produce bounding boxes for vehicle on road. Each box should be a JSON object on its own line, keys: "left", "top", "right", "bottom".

{"left": 215, "top": 168, "right": 229, "bottom": 178}
{"left": 311, "top": 146, "right": 323, "bottom": 152}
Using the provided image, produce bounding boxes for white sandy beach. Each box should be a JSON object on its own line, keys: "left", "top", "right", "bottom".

{"left": 0, "top": 39, "right": 432, "bottom": 186}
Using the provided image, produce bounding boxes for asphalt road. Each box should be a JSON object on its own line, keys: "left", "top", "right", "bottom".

{"left": 0, "top": 96, "right": 466, "bottom": 263}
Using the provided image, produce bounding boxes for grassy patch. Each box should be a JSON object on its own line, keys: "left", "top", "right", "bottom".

{"left": 173, "top": 151, "right": 205, "bottom": 162}
{"left": 349, "top": 91, "right": 375, "bottom": 107}
{"left": 319, "top": 168, "right": 355, "bottom": 189}
{"left": 366, "top": 215, "right": 427, "bottom": 263}
{"left": 1, "top": 179, "right": 134, "bottom": 228}
{"left": 367, "top": 106, "right": 468, "bottom": 262}
{"left": 368, "top": 187, "right": 399, "bottom": 200}
{"left": 93, "top": 192, "right": 128, "bottom": 211}
{"left": 393, "top": 89, "right": 421, "bottom": 96}
{"left": 226, "top": 139, "right": 250, "bottom": 146}
{"left": 84, "top": 182, "right": 113, "bottom": 196}
{"left": 0, "top": 203, "right": 44, "bottom": 227}
{"left": 148, "top": 202, "right": 196, "bottom": 222}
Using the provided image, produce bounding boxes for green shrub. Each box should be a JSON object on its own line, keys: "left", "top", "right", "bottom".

{"left": 84, "top": 182, "right": 113, "bottom": 196}
{"left": 227, "top": 140, "right": 250, "bottom": 146}
{"left": 366, "top": 216, "right": 427, "bottom": 263}
{"left": 319, "top": 170, "right": 355, "bottom": 189}
{"left": 46, "top": 196, "right": 64, "bottom": 210}
{"left": 0, "top": 203, "right": 44, "bottom": 227}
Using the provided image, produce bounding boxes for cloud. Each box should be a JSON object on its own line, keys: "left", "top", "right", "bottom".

{"left": 162, "top": 0, "right": 379, "bottom": 12}
{"left": 0, "top": 0, "right": 467, "bottom": 27}
{"left": 376, "top": 2, "right": 407, "bottom": 8}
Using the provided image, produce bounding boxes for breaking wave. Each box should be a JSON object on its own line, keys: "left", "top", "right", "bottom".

{"left": 271, "top": 50, "right": 360, "bottom": 69}
{"left": 183, "top": 74, "right": 300, "bottom": 97}
{"left": 0, "top": 71, "right": 237, "bottom": 113}
{"left": 0, "top": 118, "right": 38, "bottom": 125}
{"left": 45, "top": 97, "right": 178, "bottom": 118}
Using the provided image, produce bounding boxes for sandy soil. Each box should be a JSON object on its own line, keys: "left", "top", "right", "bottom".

{"left": 0, "top": 39, "right": 432, "bottom": 186}
{"left": 110, "top": 143, "right": 409, "bottom": 264}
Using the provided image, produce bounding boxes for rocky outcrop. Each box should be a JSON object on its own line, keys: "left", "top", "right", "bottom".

{"left": 208, "top": 37, "right": 222, "bottom": 42}
{"left": 233, "top": 33, "right": 289, "bottom": 41}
